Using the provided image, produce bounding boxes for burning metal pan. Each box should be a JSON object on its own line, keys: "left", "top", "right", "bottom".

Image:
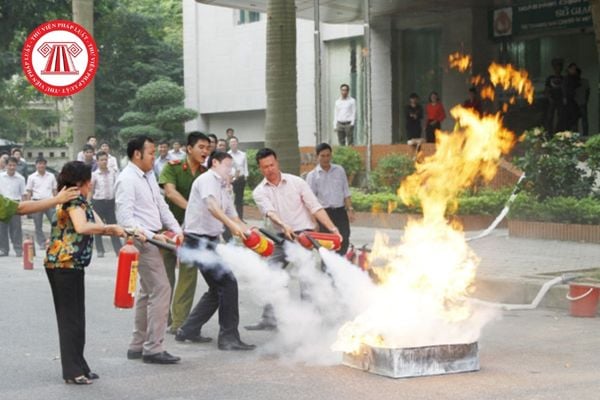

{"left": 342, "top": 342, "right": 479, "bottom": 378}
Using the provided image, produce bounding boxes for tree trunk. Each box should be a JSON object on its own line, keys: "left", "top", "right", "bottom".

{"left": 591, "top": 0, "right": 600, "bottom": 68}
{"left": 265, "top": 0, "right": 300, "bottom": 174}
{"left": 72, "top": 0, "right": 95, "bottom": 159}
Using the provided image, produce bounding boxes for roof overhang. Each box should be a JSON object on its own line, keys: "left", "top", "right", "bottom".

{"left": 196, "top": 0, "right": 492, "bottom": 24}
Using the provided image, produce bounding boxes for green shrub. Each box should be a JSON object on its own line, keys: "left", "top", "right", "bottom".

{"left": 514, "top": 128, "right": 595, "bottom": 200}
{"left": 585, "top": 134, "right": 600, "bottom": 172}
{"left": 510, "top": 193, "right": 600, "bottom": 225}
{"left": 455, "top": 188, "right": 511, "bottom": 216}
{"left": 332, "top": 146, "right": 363, "bottom": 180}
{"left": 370, "top": 153, "right": 416, "bottom": 192}
{"left": 245, "top": 148, "right": 263, "bottom": 189}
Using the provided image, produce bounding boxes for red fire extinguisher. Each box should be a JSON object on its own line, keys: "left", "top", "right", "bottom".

{"left": 23, "top": 236, "right": 34, "bottom": 270}
{"left": 297, "top": 231, "right": 342, "bottom": 251}
{"left": 114, "top": 237, "right": 140, "bottom": 309}
{"left": 243, "top": 229, "right": 274, "bottom": 257}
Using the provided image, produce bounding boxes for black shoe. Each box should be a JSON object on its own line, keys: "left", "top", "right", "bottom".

{"left": 244, "top": 321, "right": 277, "bottom": 331}
{"left": 127, "top": 350, "right": 142, "bottom": 360}
{"left": 85, "top": 372, "right": 99, "bottom": 380}
{"left": 218, "top": 339, "right": 256, "bottom": 351}
{"left": 175, "top": 329, "right": 212, "bottom": 343}
{"left": 142, "top": 351, "right": 181, "bottom": 364}
{"left": 97, "top": 252, "right": 105, "bottom": 258}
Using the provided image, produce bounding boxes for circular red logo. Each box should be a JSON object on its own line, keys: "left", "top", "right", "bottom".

{"left": 21, "top": 20, "right": 99, "bottom": 97}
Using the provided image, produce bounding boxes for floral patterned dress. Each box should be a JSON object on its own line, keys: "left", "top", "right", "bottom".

{"left": 45, "top": 195, "right": 95, "bottom": 270}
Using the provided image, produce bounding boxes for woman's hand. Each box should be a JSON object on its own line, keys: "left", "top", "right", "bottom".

{"left": 105, "top": 225, "right": 126, "bottom": 237}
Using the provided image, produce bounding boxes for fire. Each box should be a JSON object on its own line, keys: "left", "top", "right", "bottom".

{"left": 332, "top": 55, "right": 533, "bottom": 355}
{"left": 448, "top": 52, "right": 472, "bottom": 72}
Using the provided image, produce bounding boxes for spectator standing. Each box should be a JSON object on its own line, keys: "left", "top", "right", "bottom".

{"left": 574, "top": 66, "right": 590, "bottom": 137}
{"left": 228, "top": 136, "right": 248, "bottom": 219}
{"left": 0, "top": 157, "right": 26, "bottom": 256}
{"left": 76, "top": 136, "right": 97, "bottom": 162}
{"left": 154, "top": 141, "right": 171, "bottom": 177}
{"left": 168, "top": 140, "right": 186, "bottom": 161}
{"left": 216, "top": 139, "right": 228, "bottom": 152}
{"left": 425, "top": 91, "right": 446, "bottom": 143}
{"left": 225, "top": 128, "right": 235, "bottom": 140}
{"left": 544, "top": 58, "right": 566, "bottom": 135}
{"left": 89, "top": 151, "right": 121, "bottom": 258}
{"left": 334, "top": 84, "right": 356, "bottom": 146}
{"left": 306, "top": 143, "right": 354, "bottom": 256}
{"left": 81, "top": 145, "right": 97, "bottom": 172}
{"left": 99, "top": 142, "right": 120, "bottom": 173}
{"left": 26, "top": 158, "right": 57, "bottom": 249}
{"left": 405, "top": 93, "right": 423, "bottom": 141}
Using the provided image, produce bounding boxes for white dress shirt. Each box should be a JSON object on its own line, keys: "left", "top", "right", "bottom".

{"left": 168, "top": 149, "right": 186, "bottom": 161}
{"left": 115, "top": 163, "right": 182, "bottom": 239}
{"left": 153, "top": 155, "right": 170, "bottom": 178}
{"left": 91, "top": 168, "right": 118, "bottom": 200}
{"left": 0, "top": 173, "right": 26, "bottom": 201}
{"left": 228, "top": 149, "right": 248, "bottom": 178}
{"left": 305, "top": 163, "right": 350, "bottom": 209}
{"left": 107, "top": 154, "right": 119, "bottom": 173}
{"left": 184, "top": 169, "right": 236, "bottom": 237}
{"left": 333, "top": 96, "right": 356, "bottom": 128}
{"left": 253, "top": 173, "right": 322, "bottom": 232}
{"left": 26, "top": 171, "right": 57, "bottom": 200}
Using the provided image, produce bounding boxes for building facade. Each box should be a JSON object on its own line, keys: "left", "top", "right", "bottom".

{"left": 183, "top": 0, "right": 598, "bottom": 147}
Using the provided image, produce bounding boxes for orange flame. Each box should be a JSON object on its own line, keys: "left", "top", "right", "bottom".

{"left": 487, "top": 62, "right": 534, "bottom": 104}
{"left": 448, "top": 52, "right": 472, "bottom": 72}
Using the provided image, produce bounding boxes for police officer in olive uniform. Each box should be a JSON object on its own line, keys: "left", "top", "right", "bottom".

{"left": 159, "top": 132, "right": 210, "bottom": 332}
{"left": 0, "top": 188, "right": 79, "bottom": 223}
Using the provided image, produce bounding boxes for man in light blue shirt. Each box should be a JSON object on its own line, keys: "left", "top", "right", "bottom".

{"left": 115, "top": 135, "right": 183, "bottom": 365}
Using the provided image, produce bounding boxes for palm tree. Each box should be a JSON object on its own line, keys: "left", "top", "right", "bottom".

{"left": 265, "top": 0, "right": 300, "bottom": 174}
{"left": 72, "top": 0, "right": 95, "bottom": 159}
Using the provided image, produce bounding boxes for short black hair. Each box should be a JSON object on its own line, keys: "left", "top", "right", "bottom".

{"left": 57, "top": 161, "right": 92, "bottom": 191}
{"left": 207, "top": 134, "right": 218, "bottom": 142}
{"left": 11, "top": 148, "right": 22, "bottom": 155}
{"left": 217, "top": 139, "right": 227, "bottom": 145}
{"left": 429, "top": 91, "right": 440, "bottom": 101}
{"left": 409, "top": 92, "right": 419, "bottom": 99}
{"left": 255, "top": 148, "right": 277, "bottom": 164}
{"left": 158, "top": 140, "right": 169, "bottom": 146}
{"left": 186, "top": 131, "right": 210, "bottom": 147}
{"left": 86, "top": 135, "right": 96, "bottom": 141}
{"left": 100, "top": 142, "right": 110, "bottom": 148}
{"left": 340, "top": 83, "right": 350, "bottom": 90}
{"left": 96, "top": 151, "right": 108, "bottom": 159}
{"left": 207, "top": 151, "right": 232, "bottom": 168}
{"left": 35, "top": 158, "right": 47, "bottom": 165}
{"left": 226, "top": 128, "right": 234, "bottom": 133}
{"left": 228, "top": 136, "right": 239, "bottom": 143}
{"left": 315, "top": 143, "right": 332, "bottom": 155}
{"left": 127, "top": 135, "right": 154, "bottom": 159}
{"left": 83, "top": 144, "right": 95, "bottom": 152}
{"left": 6, "top": 157, "right": 18, "bottom": 165}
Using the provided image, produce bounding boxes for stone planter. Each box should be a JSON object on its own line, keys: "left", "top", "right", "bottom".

{"left": 508, "top": 220, "right": 600, "bottom": 243}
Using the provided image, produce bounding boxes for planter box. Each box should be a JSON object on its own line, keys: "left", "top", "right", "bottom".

{"left": 508, "top": 220, "right": 600, "bottom": 243}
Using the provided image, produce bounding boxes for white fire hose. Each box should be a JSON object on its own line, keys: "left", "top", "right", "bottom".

{"left": 468, "top": 274, "right": 580, "bottom": 311}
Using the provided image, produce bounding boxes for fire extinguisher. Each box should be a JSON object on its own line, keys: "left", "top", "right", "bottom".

{"left": 23, "top": 236, "right": 34, "bottom": 270}
{"left": 357, "top": 245, "right": 371, "bottom": 271}
{"left": 297, "top": 231, "right": 342, "bottom": 251}
{"left": 114, "top": 237, "right": 140, "bottom": 309}
{"left": 243, "top": 229, "right": 274, "bottom": 257}
{"left": 345, "top": 244, "right": 356, "bottom": 264}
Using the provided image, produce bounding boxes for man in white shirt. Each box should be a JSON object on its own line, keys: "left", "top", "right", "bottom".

{"left": 76, "top": 136, "right": 97, "bottom": 161}
{"left": 26, "top": 158, "right": 57, "bottom": 249}
{"left": 306, "top": 143, "right": 355, "bottom": 255}
{"left": 168, "top": 140, "right": 186, "bottom": 161}
{"left": 154, "top": 141, "right": 171, "bottom": 177}
{"left": 90, "top": 151, "right": 121, "bottom": 257}
{"left": 246, "top": 148, "right": 341, "bottom": 331}
{"left": 115, "top": 135, "right": 183, "bottom": 365}
{"left": 99, "top": 142, "right": 120, "bottom": 173}
{"left": 0, "top": 157, "right": 26, "bottom": 256}
{"left": 227, "top": 136, "right": 248, "bottom": 219}
{"left": 333, "top": 83, "right": 356, "bottom": 146}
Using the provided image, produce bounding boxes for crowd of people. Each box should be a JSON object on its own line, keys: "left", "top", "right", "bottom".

{"left": 0, "top": 128, "right": 354, "bottom": 385}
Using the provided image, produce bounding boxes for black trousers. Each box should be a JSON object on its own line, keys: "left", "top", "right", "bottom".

{"left": 232, "top": 177, "right": 246, "bottom": 219}
{"left": 92, "top": 199, "right": 122, "bottom": 255}
{"left": 46, "top": 268, "right": 90, "bottom": 380}
{"left": 179, "top": 235, "right": 240, "bottom": 343}
{"left": 319, "top": 207, "right": 350, "bottom": 255}
{"left": 425, "top": 121, "right": 441, "bottom": 143}
{"left": 0, "top": 214, "right": 22, "bottom": 254}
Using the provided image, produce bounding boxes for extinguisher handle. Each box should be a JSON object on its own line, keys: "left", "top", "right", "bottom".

{"left": 258, "top": 228, "right": 286, "bottom": 245}
{"left": 302, "top": 233, "right": 322, "bottom": 250}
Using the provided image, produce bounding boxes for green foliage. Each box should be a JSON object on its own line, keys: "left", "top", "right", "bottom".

{"left": 245, "top": 149, "right": 264, "bottom": 189}
{"left": 510, "top": 192, "right": 600, "bottom": 225}
{"left": 118, "top": 79, "right": 197, "bottom": 141}
{"left": 514, "top": 128, "right": 595, "bottom": 200}
{"left": 585, "top": 134, "right": 600, "bottom": 172}
{"left": 370, "top": 153, "right": 416, "bottom": 193}
{"left": 455, "top": 188, "right": 511, "bottom": 216}
{"left": 332, "top": 146, "right": 363, "bottom": 179}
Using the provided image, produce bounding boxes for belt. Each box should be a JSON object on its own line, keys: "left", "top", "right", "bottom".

{"left": 326, "top": 206, "right": 346, "bottom": 211}
{"left": 337, "top": 121, "right": 351, "bottom": 124}
{"left": 184, "top": 232, "right": 218, "bottom": 242}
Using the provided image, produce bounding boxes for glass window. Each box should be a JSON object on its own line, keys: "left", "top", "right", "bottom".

{"left": 237, "top": 10, "right": 261, "bottom": 25}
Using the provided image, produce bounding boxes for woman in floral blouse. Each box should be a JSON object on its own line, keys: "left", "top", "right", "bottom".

{"left": 45, "top": 161, "right": 125, "bottom": 385}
